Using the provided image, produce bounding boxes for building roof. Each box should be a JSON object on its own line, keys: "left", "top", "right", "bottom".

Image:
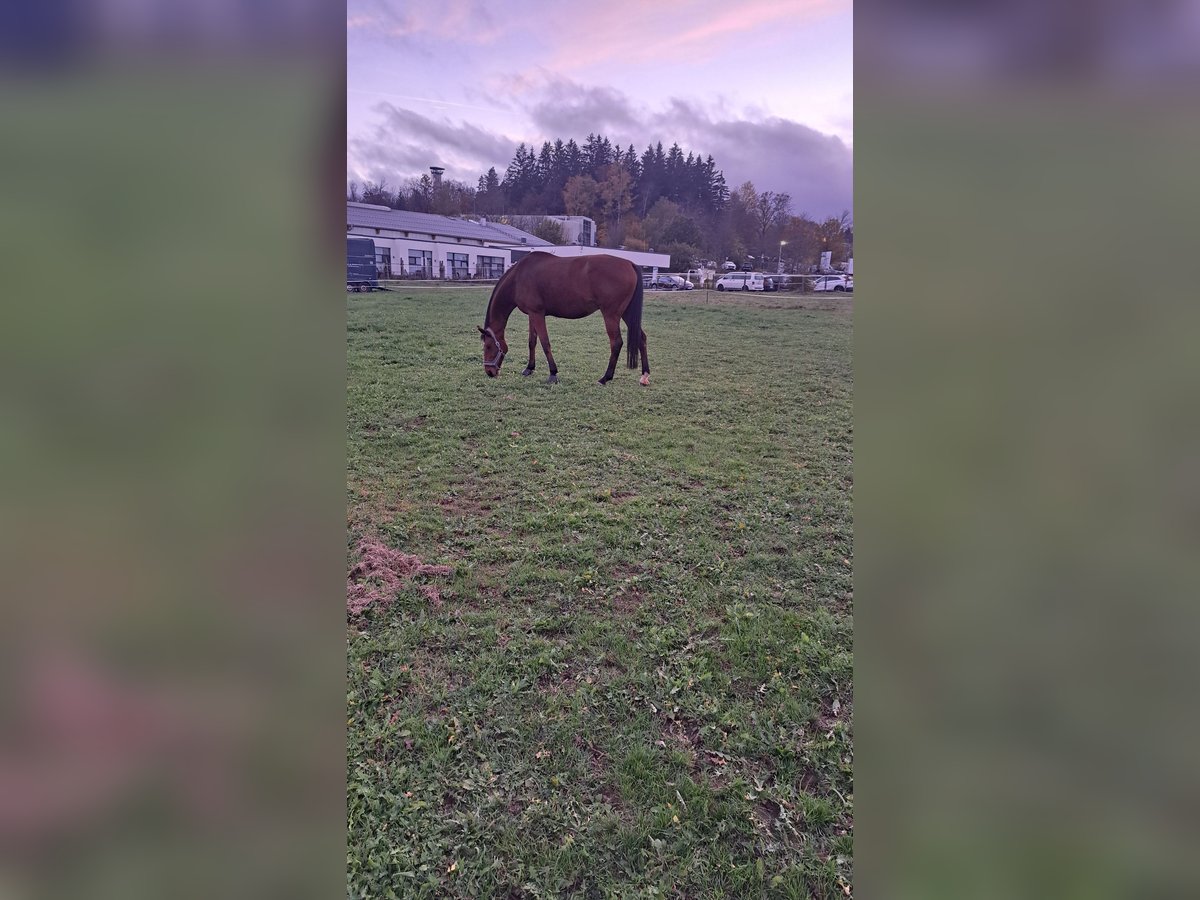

{"left": 347, "top": 202, "right": 551, "bottom": 247}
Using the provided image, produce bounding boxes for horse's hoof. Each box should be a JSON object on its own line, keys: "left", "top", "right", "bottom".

{"left": 640, "top": 374, "right": 651, "bottom": 386}
{"left": 597, "top": 378, "right": 609, "bottom": 386}
{"left": 521, "top": 368, "right": 533, "bottom": 377}
{"left": 546, "top": 375, "right": 558, "bottom": 384}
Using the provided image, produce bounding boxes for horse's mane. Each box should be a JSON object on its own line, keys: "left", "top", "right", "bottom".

{"left": 484, "top": 256, "right": 524, "bottom": 328}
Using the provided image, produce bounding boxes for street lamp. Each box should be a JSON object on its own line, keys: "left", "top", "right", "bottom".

{"left": 778, "top": 240, "right": 787, "bottom": 275}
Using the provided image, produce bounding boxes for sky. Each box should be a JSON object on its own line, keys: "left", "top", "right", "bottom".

{"left": 347, "top": 0, "right": 852, "bottom": 220}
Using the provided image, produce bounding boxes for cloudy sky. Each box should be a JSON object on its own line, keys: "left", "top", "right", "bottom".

{"left": 347, "top": 0, "right": 852, "bottom": 220}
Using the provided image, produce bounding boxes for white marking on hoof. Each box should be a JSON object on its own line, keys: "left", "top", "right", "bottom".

{"left": 639, "top": 373, "right": 650, "bottom": 386}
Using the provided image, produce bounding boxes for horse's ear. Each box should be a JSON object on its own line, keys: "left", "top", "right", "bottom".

{"left": 477, "top": 325, "right": 485, "bottom": 334}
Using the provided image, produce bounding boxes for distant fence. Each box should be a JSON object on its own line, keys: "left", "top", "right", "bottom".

{"left": 348, "top": 269, "right": 853, "bottom": 294}
{"left": 353, "top": 279, "right": 499, "bottom": 292}
{"left": 647, "top": 272, "right": 854, "bottom": 294}
{"left": 372, "top": 263, "right": 505, "bottom": 280}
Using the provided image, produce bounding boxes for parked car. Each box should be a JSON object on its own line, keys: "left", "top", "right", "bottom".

{"left": 643, "top": 274, "right": 694, "bottom": 291}
{"left": 763, "top": 277, "right": 778, "bottom": 292}
{"left": 714, "top": 271, "right": 765, "bottom": 292}
{"left": 659, "top": 274, "right": 694, "bottom": 291}
{"left": 811, "top": 275, "right": 853, "bottom": 293}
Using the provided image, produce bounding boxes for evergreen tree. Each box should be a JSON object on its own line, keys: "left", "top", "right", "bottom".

{"left": 536, "top": 141, "right": 554, "bottom": 180}
{"left": 501, "top": 143, "right": 539, "bottom": 209}
{"left": 703, "top": 156, "right": 728, "bottom": 212}
{"left": 638, "top": 144, "right": 663, "bottom": 215}
{"left": 563, "top": 139, "right": 584, "bottom": 178}
{"left": 665, "top": 143, "right": 685, "bottom": 202}
{"left": 475, "top": 167, "right": 503, "bottom": 215}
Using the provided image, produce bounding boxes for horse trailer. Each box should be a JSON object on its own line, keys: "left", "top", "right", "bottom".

{"left": 346, "top": 237, "right": 378, "bottom": 292}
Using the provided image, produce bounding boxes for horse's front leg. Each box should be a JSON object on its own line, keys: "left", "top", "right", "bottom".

{"left": 530, "top": 313, "right": 559, "bottom": 383}
{"left": 522, "top": 319, "right": 536, "bottom": 376}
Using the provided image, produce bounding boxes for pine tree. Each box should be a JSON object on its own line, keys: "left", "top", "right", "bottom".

{"left": 564, "top": 139, "right": 583, "bottom": 178}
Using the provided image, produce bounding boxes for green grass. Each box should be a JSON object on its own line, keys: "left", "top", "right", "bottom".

{"left": 347, "top": 288, "right": 853, "bottom": 899}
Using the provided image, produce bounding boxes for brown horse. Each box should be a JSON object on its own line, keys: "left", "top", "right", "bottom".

{"left": 478, "top": 252, "right": 650, "bottom": 386}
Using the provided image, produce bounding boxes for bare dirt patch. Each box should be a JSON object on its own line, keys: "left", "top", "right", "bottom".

{"left": 753, "top": 798, "right": 782, "bottom": 830}
{"left": 609, "top": 583, "right": 644, "bottom": 615}
{"left": 536, "top": 665, "right": 578, "bottom": 696}
{"left": 665, "top": 717, "right": 702, "bottom": 751}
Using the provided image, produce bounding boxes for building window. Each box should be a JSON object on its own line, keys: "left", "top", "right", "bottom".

{"left": 375, "top": 246, "right": 392, "bottom": 278}
{"left": 581, "top": 219, "right": 593, "bottom": 246}
{"left": 476, "top": 255, "right": 504, "bottom": 278}
{"left": 408, "top": 249, "right": 432, "bottom": 278}
{"left": 447, "top": 252, "right": 469, "bottom": 279}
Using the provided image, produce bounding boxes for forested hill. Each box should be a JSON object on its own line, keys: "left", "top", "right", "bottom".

{"left": 353, "top": 134, "right": 727, "bottom": 219}
{"left": 348, "top": 132, "right": 852, "bottom": 271}
{"left": 483, "top": 134, "right": 729, "bottom": 219}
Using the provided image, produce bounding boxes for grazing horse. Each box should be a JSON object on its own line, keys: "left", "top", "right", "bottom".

{"left": 478, "top": 252, "right": 650, "bottom": 386}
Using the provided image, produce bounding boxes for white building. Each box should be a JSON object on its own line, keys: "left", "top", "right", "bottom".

{"left": 347, "top": 202, "right": 552, "bottom": 279}
{"left": 347, "top": 202, "right": 669, "bottom": 278}
{"left": 500, "top": 215, "right": 598, "bottom": 247}
{"left": 549, "top": 216, "right": 596, "bottom": 247}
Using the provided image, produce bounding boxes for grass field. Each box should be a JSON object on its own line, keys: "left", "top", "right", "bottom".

{"left": 347, "top": 288, "right": 853, "bottom": 898}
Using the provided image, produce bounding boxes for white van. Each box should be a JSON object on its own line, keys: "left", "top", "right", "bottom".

{"left": 714, "top": 271, "right": 765, "bottom": 292}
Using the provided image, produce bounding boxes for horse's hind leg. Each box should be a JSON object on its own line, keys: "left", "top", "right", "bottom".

{"left": 522, "top": 319, "right": 537, "bottom": 376}
{"left": 598, "top": 313, "right": 623, "bottom": 385}
{"left": 530, "top": 313, "right": 559, "bottom": 383}
{"left": 638, "top": 329, "right": 650, "bottom": 386}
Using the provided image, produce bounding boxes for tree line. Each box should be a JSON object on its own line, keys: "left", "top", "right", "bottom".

{"left": 348, "top": 133, "right": 851, "bottom": 272}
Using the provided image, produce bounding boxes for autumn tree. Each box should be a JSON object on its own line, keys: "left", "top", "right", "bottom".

{"left": 562, "top": 174, "right": 600, "bottom": 218}
{"left": 531, "top": 219, "right": 566, "bottom": 245}
{"left": 752, "top": 190, "right": 793, "bottom": 250}
{"left": 360, "top": 179, "right": 397, "bottom": 208}
{"left": 642, "top": 198, "right": 702, "bottom": 255}
{"left": 620, "top": 216, "right": 648, "bottom": 252}
{"left": 780, "top": 214, "right": 820, "bottom": 270}
{"left": 641, "top": 198, "right": 677, "bottom": 245}
{"left": 815, "top": 215, "right": 851, "bottom": 266}
{"left": 404, "top": 175, "right": 433, "bottom": 213}
{"left": 596, "top": 164, "right": 634, "bottom": 242}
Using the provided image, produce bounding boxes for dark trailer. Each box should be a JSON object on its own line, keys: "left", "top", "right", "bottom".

{"left": 346, "top": 237, "right": 377, "bottom": 292}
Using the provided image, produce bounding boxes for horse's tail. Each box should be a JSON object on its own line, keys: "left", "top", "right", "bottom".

{"left": 623, "top": 265, "right": 644, "bottom": 369}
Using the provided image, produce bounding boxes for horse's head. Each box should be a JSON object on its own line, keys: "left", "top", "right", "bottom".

{"left": 478, "top": 325, "right": 507, "bottom": 377}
